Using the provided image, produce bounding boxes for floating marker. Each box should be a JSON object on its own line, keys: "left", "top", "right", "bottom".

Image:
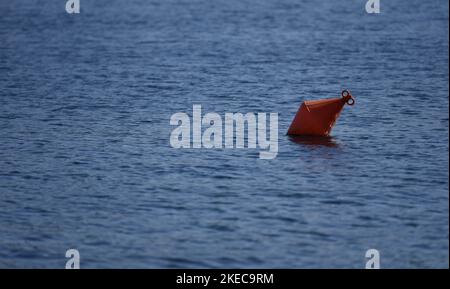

{"left": 287, "top": 90, "right": 355, "bottom": 136}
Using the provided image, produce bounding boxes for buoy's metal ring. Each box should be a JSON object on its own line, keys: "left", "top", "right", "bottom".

{"left": 342, "top": 90, "right": 350, "bottom": 97}
{"left": 346, "top": 98, "right": 355, "bottom": 106}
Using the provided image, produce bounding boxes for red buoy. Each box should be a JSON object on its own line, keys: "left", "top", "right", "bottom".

{"left": 287, "top": 90, "right": 355, "bottom": 136}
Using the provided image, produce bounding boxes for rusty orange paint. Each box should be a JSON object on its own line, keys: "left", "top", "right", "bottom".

{"left": 287, "top": 90, "right": 355, "bottom": 136}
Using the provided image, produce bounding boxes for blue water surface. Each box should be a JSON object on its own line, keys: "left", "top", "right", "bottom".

{"left": 0, "top": 0, "right": 448, "bottom": 268}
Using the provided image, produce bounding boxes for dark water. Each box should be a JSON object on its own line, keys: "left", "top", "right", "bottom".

{"left": 0, "top": 0, "right": 448, "bottom": 268}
